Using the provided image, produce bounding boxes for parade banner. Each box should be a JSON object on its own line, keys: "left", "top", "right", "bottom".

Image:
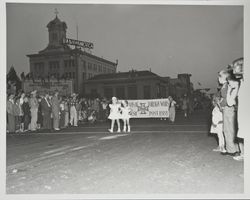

{"left": 121, "top": 98, "right": 170, "bottom": 118}
{"left": 23, "top": 80, "right": 73, "bottom": 96}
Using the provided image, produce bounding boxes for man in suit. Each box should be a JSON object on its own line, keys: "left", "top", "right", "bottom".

{"left": 218, "top": 69, "right": 240, "bottom": 156}
{"left": 51, "top": 90, "right": 60, "bottom": 131}
{"left": 29, "top": 90, "right": 39, "bottom": 131}
{"left": 41, "top": 92, "right": 52, "bottom": 130}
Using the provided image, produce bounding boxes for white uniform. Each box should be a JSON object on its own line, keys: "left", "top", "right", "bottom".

{"left": 108, "top": 104, "right": 122, "bottom": 120}
{"left": 120, "top": 106, "right": 131, "bottom": 120}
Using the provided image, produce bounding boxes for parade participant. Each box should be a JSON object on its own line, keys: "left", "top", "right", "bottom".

{"left": 7, "top": 94, "right": 16, "bottom": 133}
{"left": 100, "top": 99, "right": 108, "bottom": 121}
{"left": 218, "top": 70, "right": 239, "bottom": 156}
{"left": 51, "top": 90, "right": 61, "bottom": 131}
{"left": 22, "top": 96, "right": 31, "bottom": 132}
{"left": 234, "top": 79, "right": 244, "bottom": 161}
{"left": 108, "top": 96, "right": 122, "bottom": 133}
{"left": 168, "top": 96, "right": 177, "bottom": 123}
{"left": 70, "top": 93, "right": 78, "bottom": 127}
{"left": 59, "top": 98, "right": 66, "bottom": 128}
{"left": 37, "top": 96, "right": 43, "bottom": 129}
{"left": 64, "top": 98, "right": 70, "bottom": 127}
{"left": 93, "top": 98, "right": 100, "bottom": 121}
{"left": 182, "top": 94, "right": 189, "bottom": 118}
{"left": 17, "top": 92, "right": 25, "bottom": 132}
{"left": 41, "top": 92, "right": 52, "bottom": 130}
{"left": 120, "top": 100, "right": 131, "bottom": 132}
{"left": 232, "top": 59, "right": 244, "bottom": 161}
{"left": 210, "top": 94, "right": 226, "bottom": 153}
{"left": 29, "top": 90, "right": 39, "bottom": 131}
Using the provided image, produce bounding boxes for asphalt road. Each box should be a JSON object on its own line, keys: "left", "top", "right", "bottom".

{"left": 6, "top": 111, "right": 243, "bottom": 194}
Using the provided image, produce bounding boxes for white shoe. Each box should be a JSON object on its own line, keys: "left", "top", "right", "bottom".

{"left": 108, "top": 129, "right": 113, "bottom": 133}
{"left": 54, "top": 128, "right": 60, "bottom": 131}
{"left": 117, "top": 129, "right": 121, "bottom": 133}
{"left": 233, "top": 155, "right": 244, "bottom": 161}
{"left": 123, "top": 127, "right": 127, "bottom": 132}
{"left": 212, "top": 147, "right": 221, "bottom": 152}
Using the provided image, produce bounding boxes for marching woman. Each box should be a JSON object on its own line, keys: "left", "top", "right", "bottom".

{"left": 120, "top": 100, "right": 131, "bottom": 132}
{"left": 182, "top": 94, "right": 189, "bottom": 118}
{"left": 108, "top": 96, "right": 122, "bottom": 133}
{"left": 168, "top": 96, "right": 177, "bottom": 123}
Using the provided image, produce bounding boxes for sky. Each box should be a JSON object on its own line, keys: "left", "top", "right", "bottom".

{"left": 6, "top": 3, "right": 243, "bottom": 92}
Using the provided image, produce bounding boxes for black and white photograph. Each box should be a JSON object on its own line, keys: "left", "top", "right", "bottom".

{"left": 1, "top": 0, "right": 250, "bottom": 199}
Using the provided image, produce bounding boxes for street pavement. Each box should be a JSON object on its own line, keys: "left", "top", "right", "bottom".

{"left": 6, "top": 111, "right": 243, "bottom": 194}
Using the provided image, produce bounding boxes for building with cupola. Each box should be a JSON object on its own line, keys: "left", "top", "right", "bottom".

{"left": 27, "top": 13, "right": 117, "bottom": 95}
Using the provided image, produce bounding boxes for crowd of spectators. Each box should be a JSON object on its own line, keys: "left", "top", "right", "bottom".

{"left": 6, "top": 90, "right": 110, "bottom": 133}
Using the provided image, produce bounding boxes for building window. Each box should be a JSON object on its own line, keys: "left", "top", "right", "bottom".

{"left": 91, "top": 89, "right": 97, "bottom": 95}
{"left": 88, "top": 73, "right": 92, "bottom": 79}
{"left": 98, "top": 65, "right": 102, "bottom": 72}
{"left": 64, "top": 60, "right": 68, "bottom": 69}
{"left": 143, "top": 85, "right": 151, "bottom": 99}
{"left": 104, "top": 87, "right": 113, "bottom": 99}
{"left": 82, "top": 72, "right": 86, "bottom": 80}
{"left": 52, "top": 33, "right": 58, "bottom": 41}
{"left": 103, "top": 67, "right": 106, "bottom": 73}
{"left": 128, "top": 85, "right": 137, "bottom": 99}
{"left": 35, "top": 62, "right": 44, "bottom": 74}
{"left": 93, "top": 64, "right": 97, "bottom": 72}
{"left": 88, "top": 63, "right": 92, "bottom": 70}
{"left": 49, "top": 61, "right": 60, "bottom": 73}
{"left": 116, "top": 86, "right": 125, "bottom": 99}
{"left": 82, "top": 61, "right": 86, "bottom": 71}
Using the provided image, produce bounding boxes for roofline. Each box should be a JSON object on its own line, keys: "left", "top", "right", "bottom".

{"left": 27, "top": 49, "right": 117, "bottom": 66}
{"left": 84, "top": 75, "right": 168, "bottom": 84}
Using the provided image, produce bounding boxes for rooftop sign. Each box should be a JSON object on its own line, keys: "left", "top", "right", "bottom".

{"left": 63, "top": 38, "right": 94, "bottom": 49}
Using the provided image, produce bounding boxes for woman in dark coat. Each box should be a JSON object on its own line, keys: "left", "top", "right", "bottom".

{"left": 22, "top": 96, "right": 31, "bottom": 132}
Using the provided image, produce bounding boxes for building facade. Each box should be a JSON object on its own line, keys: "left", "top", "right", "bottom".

{"left": 27, "top": 14, "right": 117, "bottom": 95}
{"left": 164, "top": 74, "right": 193, "bottom": 99}
{"left": 84, "top": 70, "right": 169, "bottom": 99}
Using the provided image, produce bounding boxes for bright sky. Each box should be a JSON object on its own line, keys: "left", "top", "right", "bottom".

{"left": 6, "top": 3, "right": 243, "bottom": 92}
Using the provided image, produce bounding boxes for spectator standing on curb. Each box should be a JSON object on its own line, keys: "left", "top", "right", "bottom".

{"left": 29, "top": 90, "right": 39, "bottom": 131}
{"left": 51, "top": 90, "right": 60, "bottom": 131}
{"left": 70, "top": 93, "right": 78, "bottom": 127}
{"left": 218, "top": 70, "right": 240, "bottom": 156}
{"left": 41, "top": 92, "right": 52, "bottom": 130}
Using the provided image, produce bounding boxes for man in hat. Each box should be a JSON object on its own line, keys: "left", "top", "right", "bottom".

{"left": 51, "top": 90, "right": 61, "bottom": 131}
{"left": 7, "top": 94, "right": 16, "bottom": 133}
{"left": 41, "top": 92, "right": 52, "bottom": 130}
{"left": 29, "top": 90, "right": 39, "bottom": 131}
{"left": 69, "top": 93, "right": 78, "bottom": 127}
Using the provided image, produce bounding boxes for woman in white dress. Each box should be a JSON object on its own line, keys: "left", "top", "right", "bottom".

{"left": 168, "top": 96, "right": 177, "bottom": 123}
{"left": 108, "top": 97, "right": 122, "bottom": 133}
{"left": 120, "top": 100, "right": 131, "bottom": 132}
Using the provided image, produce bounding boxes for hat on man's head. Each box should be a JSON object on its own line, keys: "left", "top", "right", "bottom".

{"left": 31, "top": 90, "right": 37, "bottom": 95}
{"left": 8, "top": 94, "right": 15, "bottom": 99}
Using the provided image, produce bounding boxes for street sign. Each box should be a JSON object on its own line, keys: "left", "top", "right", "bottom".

{"left": 63, "top": 38, "right": 94, "bottom": 49}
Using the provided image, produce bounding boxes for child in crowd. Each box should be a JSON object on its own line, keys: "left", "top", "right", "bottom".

{"left": 108, "top": 96, "right": 121, "bottom": 133}
{"left": 120, "top": 100, "right": 131, "bottom": 132}
{"left": 210, "top": 95, "right": 226, "bottom": 153}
